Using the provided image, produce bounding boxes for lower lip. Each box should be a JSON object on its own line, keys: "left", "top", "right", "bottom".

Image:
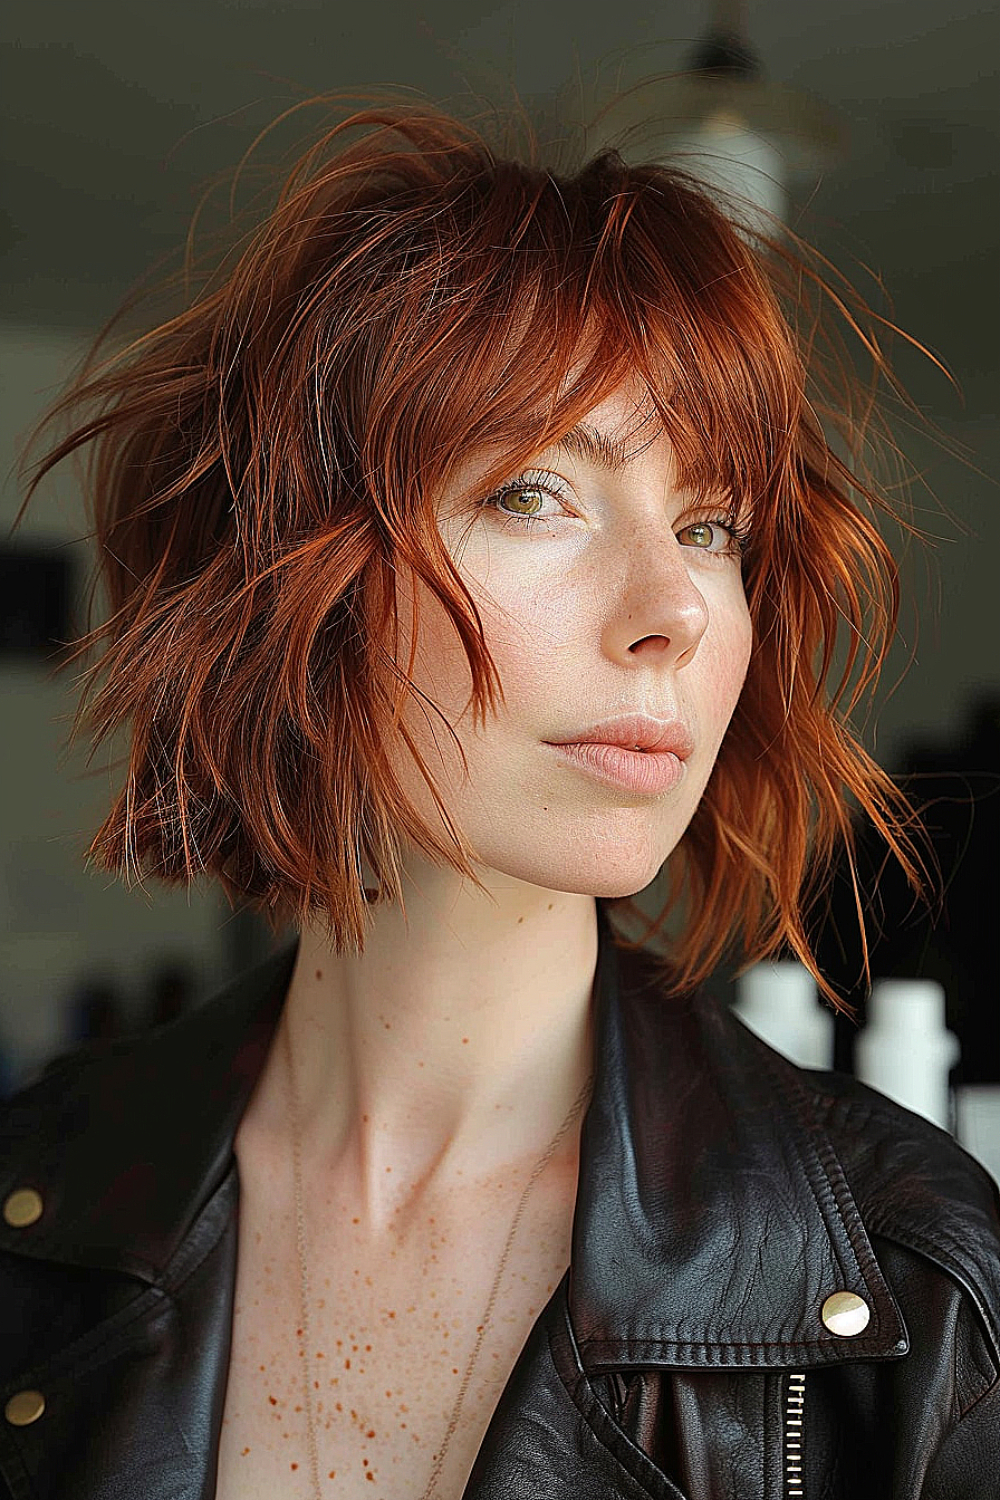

{"left": 546, "top": 741, "right": 685, "bottom": 795}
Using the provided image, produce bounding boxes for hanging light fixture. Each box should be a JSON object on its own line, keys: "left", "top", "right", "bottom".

{"left": 574, "top": 0, "right": 848, "bottom": 233}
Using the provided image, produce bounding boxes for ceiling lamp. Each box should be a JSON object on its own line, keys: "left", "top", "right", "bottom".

{"left": 578, "top": 1, "right": 849, "bottom": 232}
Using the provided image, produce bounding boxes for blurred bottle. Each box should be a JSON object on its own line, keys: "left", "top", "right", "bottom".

{"left": 855, "top": 978, "right": 960, "bottom": 1131}
{"left": 733, "top": 960, "right": 835, "bottom": 1069}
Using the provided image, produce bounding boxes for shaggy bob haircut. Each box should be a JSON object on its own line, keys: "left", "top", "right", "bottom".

{"left": 16, "top": 91, "right": 941, "bottom": 1013}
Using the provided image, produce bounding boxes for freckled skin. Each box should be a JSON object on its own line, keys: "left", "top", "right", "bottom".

{"left": 213, "top": 378, "right": 753, "bottom": 1498}
{"left": 215, "top": 1117, "right": 580, "bottom": 1498}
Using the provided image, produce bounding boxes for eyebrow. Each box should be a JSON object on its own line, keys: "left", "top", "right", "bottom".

{"left": 545, "top": 422, "right": 653, "bottom": 475}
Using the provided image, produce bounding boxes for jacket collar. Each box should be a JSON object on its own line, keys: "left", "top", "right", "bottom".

{"left": 571, "top": 904, "right": 907, "bottom": 1368}
{"left": 0, "top": 904, "right": 906, "bottom": 1369}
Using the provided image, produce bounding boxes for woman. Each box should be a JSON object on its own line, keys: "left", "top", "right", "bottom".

{"left": 2, "top": 93, "right": 998, "bottom": 1500}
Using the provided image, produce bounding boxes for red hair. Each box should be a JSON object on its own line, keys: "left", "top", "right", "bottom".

{"left": 14, "top": 90, "right": 943, "bottom": 1012}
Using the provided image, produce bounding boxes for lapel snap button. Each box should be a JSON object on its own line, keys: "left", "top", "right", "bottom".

{"left": 821, "top": 1290, "right": 871, "bottom": 1336}
{"left": 5, "top": 1390, "right": 45, "bottom": 1426}
{"left": 3, "top": 1188, "right": 43, "bottom": 1228}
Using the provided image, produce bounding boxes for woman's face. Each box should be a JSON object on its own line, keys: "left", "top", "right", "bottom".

{"left": 385, "top": 378, "right": 754, "bottom": 902}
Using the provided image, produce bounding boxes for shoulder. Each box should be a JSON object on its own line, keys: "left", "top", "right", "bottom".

{"left": 795, "top": 1054, "right": 1000, "bottom": 1242}
{"left": 1, "top": 938, "right": 296, "bottom": 1128}
{"left": 613, "top": 944, "right": 1000, "bottom": 1315}
{"left": 726, "top": 1004, "right": 1000, "bottom": 1341}
{"left": 0, "top": 942, "right": 297, "bottom": 1279}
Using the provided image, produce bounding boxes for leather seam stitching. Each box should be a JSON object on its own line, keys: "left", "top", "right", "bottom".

{"left": 550, "top": 1310, "right": 680, "bottom": 1500}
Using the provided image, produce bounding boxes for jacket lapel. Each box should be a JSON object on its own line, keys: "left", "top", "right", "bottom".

{"left": 569, "top": 905, "right": 907, "bottom": 1369}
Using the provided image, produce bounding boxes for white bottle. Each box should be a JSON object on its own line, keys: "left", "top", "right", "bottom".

{"left": 854, "top": 978, "right": 960, "bottom": 1132}
{"left": 733, "top": 961, "right": 835, "bottom": 1070}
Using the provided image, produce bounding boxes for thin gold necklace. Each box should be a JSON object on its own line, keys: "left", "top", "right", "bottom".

{"left": 283, "top": 1020, "right": 592, "bottom": 1498}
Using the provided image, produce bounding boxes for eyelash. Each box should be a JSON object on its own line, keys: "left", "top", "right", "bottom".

{"left": 479, "top": 473, "right": 754, "bottom": 558}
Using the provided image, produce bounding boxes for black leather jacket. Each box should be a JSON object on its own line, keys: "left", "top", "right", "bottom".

{"left": 2, "top": 910, "right": 999, "bottom": 1499}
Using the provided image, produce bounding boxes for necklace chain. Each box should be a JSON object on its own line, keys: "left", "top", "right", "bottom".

{"left": 283, "top": 1020, "right": 592, "bottom": 1498}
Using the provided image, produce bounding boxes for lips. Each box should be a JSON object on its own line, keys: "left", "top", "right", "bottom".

{"left": 547, "top": 714, "right": 694, "bottom": 760}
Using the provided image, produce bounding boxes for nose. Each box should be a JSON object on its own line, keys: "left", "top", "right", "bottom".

{"left": 612, "top": 530, "right": 711, "bottom": 667}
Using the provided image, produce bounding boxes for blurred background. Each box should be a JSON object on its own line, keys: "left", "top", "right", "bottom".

{"left": 1, "top": 2, "right": 997, "bottom": 1127}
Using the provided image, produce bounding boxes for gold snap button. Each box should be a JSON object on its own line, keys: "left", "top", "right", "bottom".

{"left": 821, "top": 1290, "right": 871, "bottom": 1337}
{"left": 5, "top": 1390, "right": 45, "bottom": 1426}
{"left": 3, "top": 1188, "right": 43, "bottom": 1228}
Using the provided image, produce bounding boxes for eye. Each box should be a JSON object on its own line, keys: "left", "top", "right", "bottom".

{"left": 479, "top": 473, "right": 568, "bottom": 532}
{"left": 677, "top": 516, "right": 750, "bottom": 558}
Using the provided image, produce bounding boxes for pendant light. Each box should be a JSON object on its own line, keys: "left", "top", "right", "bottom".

{"left": 577, "top": 0, "right": 849, "bottom": 233}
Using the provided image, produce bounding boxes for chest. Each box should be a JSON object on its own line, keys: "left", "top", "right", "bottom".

{"left": 213, "top": 1138, "right": 577, "bottom": 1500}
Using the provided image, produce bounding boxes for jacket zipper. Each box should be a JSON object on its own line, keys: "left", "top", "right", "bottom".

{"left": 784, "top": 1371, "right": 806, "bottom": 1497}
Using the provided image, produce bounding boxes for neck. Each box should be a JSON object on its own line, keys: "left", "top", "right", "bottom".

{"left": 262, "top": 877, "right": 601, "bottom": 1231}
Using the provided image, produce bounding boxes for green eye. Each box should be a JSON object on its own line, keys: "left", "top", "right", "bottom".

{"left": 481, "top": 474, "right": 566, "bottom": 531}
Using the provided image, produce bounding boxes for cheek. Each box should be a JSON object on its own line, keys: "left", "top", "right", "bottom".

{"left": 703, "top": 594, "right": 754, "bottom": 719}
{"left": 728, "top": 595, "right": 754, "bottom": 681}
{"left": 391, "top": 562, "right": 552, "bottom": 726}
